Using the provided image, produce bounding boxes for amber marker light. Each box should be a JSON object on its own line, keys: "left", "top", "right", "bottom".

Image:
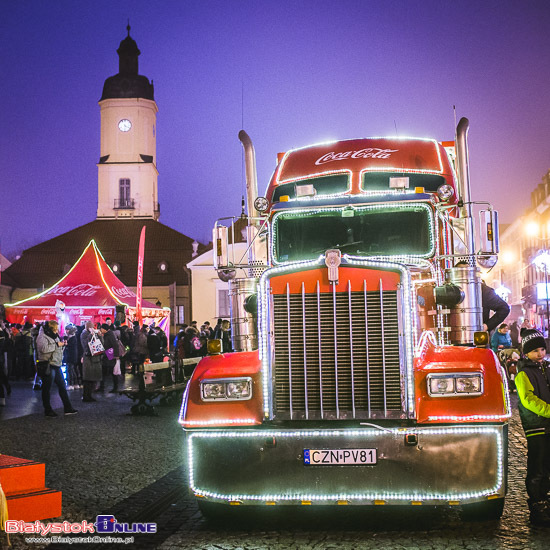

{"left": 207, "top": 339, "right": 223, "bottom": 355}
{"left": 474, "top": 331, "right": 489, "bottom": 347}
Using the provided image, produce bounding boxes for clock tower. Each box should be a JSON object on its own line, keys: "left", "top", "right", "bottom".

{"left": 97, "top": 25, "right": 159, "bottom": 220}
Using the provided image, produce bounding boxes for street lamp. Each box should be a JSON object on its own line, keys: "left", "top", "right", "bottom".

{"left": 533, "top": 251, "right": 550, "bottom": 338}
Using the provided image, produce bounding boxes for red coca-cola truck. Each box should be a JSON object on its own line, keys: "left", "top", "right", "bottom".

{"left": 180, "top": 118, "right": 510, "bottom": 520}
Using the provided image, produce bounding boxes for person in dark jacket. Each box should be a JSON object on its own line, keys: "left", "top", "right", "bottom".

{"left": 516, "top": 329, "right": 550, "bottom": 526}
{"left": 63, "top": 326, "right": 80, "bottom": 390}
{"left": 481, "top": 281, "right": 510, "bottom": 333}
{"left": 0, "top": 322, "right": 10, "bottom": 406}
{"left": 14, "top": 322, "right": 34, "bottom": 380}
{"left": 81, "top": 321, "right": 102, "bottom": 402}
{"left": 100, "top": 324, "right": 118, "bottom": 392}
{"left": 147, "top": 327, "right": 163, "bottom": 363}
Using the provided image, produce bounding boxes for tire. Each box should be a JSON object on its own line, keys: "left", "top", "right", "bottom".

{"left": 460, "top": 498, "right": 505, "bottom": 521}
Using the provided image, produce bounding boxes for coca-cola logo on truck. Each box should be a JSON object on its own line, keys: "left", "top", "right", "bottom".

{"left": 315, "top": 148, "right": 399, "bottom": 165}
{"left": 47, "top": 284, "right": 101, "bottom": 297}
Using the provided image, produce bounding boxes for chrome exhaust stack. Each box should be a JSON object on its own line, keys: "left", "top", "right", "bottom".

{"left": 222, "top": 131, "right": 262, "bottom": 352}
{"left": 435, "top": 117, "right": 483, "bottom": 343}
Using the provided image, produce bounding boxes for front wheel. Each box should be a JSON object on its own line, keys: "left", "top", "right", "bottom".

{"left": 460, "top": 498, "right": 505, "bottom": 521}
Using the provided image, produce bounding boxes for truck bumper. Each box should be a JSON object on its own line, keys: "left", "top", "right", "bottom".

{"left": 186, "top": 424, "right": 507, "bottom": 506}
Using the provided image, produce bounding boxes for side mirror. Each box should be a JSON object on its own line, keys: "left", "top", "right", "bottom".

{"left": 213, "top": 225, "right": 229, "bottom": 269}
{"left": 479, "top": 209, "right": 499, "bottom": 254}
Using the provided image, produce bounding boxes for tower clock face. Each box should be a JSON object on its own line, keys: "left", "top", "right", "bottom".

{"left": 118, "top": 119, "right": 132, "bottom": 132}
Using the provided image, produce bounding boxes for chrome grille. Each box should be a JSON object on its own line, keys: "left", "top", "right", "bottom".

{"left": 272, "top": 279, "right": 403, "bottom": 420}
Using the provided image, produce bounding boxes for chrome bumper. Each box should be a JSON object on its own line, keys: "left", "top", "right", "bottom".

{"left": 186, "top": 424, "right": 507, "bottom": 506}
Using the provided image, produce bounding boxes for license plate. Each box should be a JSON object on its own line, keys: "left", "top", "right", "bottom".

{"left": 303, "top": 448, "right": 377, "bottom": 465}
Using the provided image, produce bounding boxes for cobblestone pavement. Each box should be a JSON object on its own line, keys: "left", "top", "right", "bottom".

{"left": 1, "top": 382, "right": 549, "bottom": 549}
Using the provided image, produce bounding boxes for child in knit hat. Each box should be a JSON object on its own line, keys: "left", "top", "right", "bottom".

{"left": 516, "top": 329, "right": 550, "bottom": 526}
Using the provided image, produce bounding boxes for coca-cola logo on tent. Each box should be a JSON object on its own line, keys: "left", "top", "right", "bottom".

{"left": 47, "top": 284, "right": 101, "bottom": 297}
{"left": 315, "top": 148, "right": 399, "bottom": 166}
{"left": 111, "top": 286, "right": 136, "bottom": 299}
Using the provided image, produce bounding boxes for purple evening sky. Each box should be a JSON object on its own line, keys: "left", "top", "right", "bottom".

{"left": 1, "top": 0, "right": 549, "bottom": 257}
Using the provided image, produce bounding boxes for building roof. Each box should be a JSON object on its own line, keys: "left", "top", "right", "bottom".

{"left": 3, "top": 219, "right": 208, "bottom": 290}
{"left": 100, "top": 26, "right": 154, "bottom": 101}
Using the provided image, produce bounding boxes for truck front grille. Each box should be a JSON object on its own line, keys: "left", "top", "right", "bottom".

{"left": 272, "top": 280, "right": 403, "bottom": 420}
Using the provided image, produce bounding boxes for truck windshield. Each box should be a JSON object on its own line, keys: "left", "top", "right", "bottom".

{"left": 274, "top": 205, "right": 433, "bottom": 262}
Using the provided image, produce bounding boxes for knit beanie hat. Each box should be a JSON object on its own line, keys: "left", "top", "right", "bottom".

{"left": 522, "top": 330, "right": 546, "bottom": 356}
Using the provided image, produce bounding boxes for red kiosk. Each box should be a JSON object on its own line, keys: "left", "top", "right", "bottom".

{"left": 4, "top": 240, "right": 170, "bottom": 334}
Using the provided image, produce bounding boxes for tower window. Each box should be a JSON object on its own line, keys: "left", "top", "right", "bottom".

{"left": 119, "top": 179, "right": 131, "bottom": 208}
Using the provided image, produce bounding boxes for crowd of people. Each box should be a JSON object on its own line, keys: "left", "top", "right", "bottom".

{"left": 173, "top": 318, "right": 232, "bottom": 361}
{"left": 0, "top": 317, "right": 232, "bottom": 414}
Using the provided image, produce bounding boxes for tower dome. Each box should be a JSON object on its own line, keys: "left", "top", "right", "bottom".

{"left": 100, "top": 24, "right": 154, "bottom": 101}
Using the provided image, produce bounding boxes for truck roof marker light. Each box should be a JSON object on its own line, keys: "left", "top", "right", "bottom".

{"left": 415, "top": 187, "right": 425, "bottom": 193}
{"left": 279, "top": 195, "right": 290, "bottom": 202}
{"left": 281, "top": 189, "right": 423, "bottom": 204}
{"left": 187, "top": 426, "right": 505, "bottom": 503}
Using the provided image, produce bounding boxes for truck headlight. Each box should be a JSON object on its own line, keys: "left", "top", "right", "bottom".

{"left": 201, "top": 378, "right": 252, "bottom": 401}
{"left": 427, "top": 373, "right": 483, "bottom": 397}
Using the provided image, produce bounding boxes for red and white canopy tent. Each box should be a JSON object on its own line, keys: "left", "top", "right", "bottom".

{"left": 5, "top": 240, "right": 170, "bottom": 335}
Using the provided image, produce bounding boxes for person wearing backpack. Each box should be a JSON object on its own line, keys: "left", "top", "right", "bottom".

{"left": 183, "top": 325, "right": 201, "bottom": 358}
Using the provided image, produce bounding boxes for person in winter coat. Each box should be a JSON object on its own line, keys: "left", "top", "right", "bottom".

{"left": 80, "top": 321, "right": 103, "bottom": 402}
{"left": 63, "top": 326, "right": 80, "bottom": 389}
{"left": 0, "top": 322, "right": 10, "bottom": 406}
{"left": 490, "top": 323, "right": 513, "bottom": 353}
{"left": 36, "top": 321, "right": 77, "bottom": 417}
{"left": 214, "top": 319, "right": 232, "bottom": 353}
{"left": 481, "top": 281, "right": 510, "bottom": 333}
{"left": 14, "top": 322, "right": 34, "bottom": 380}
{"left": 516, "top": 330, "right": 550, "bottom": 526}
{"left": 134, "top": 326, "right": 149, "bottom": 365}
{"left": 100, "top": 324, "right": 118, "bottom": 392}
{"left": 147, "top": 327, "right": 163, "bottom": 363}
{"left": 118, "top": 323, "right": 133, "bottom": 378}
